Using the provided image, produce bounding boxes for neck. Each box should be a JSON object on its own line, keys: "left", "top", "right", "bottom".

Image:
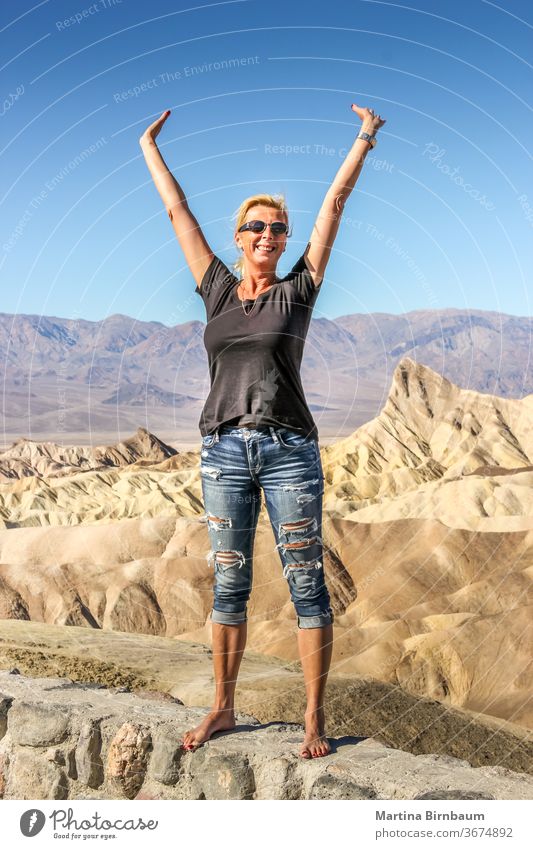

{"left": 240, "top": 265, "right": 278, "bottom": 296}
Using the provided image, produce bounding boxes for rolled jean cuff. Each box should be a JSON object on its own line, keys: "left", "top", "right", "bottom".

{"left": 210, "top": 607, "right": 247, "bottom": 626}
{"left": 297, "top": 609, "right": 334, "bottom": 629}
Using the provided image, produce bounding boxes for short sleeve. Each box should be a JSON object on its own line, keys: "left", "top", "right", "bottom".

{"left": 195, "top": 255, "right": 236, "bottom": 319}
{"left": 285, "top": 252, "right": 322, "bottom": 306}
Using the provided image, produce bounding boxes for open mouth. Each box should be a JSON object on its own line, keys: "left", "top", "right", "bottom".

{"left": 254, "top": 245, "right": 275, "bottom": 253}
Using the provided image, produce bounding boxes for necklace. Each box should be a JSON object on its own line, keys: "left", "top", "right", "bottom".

{"left": 237, "top": 280, "right": 276, "bottom": 317}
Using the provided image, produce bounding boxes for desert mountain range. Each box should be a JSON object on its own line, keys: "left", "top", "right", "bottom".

{"left": 0, "top": 356, "right": 531, "bottom": 735}
{"left": 1, "top": 308, "right": 532, "bottom": 445}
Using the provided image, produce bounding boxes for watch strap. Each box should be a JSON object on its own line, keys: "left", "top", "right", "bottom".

{"left": 357, "top": 131, "right": 377, "bottom": 149}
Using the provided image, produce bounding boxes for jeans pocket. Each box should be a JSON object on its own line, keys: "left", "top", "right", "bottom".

{"left": 201, "top": 434, "right": 217, "bottom": 449}
{"left": 275, "top": 427, "right": 312, "bottom": 449}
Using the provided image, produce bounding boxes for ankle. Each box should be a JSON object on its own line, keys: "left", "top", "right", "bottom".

{"left": 211, "top": 703, "right": 235, "bottom": 715}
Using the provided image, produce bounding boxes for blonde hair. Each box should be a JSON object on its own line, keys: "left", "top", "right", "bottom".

{"left": 231, "top": 193, "right": 290, "bottom": 279}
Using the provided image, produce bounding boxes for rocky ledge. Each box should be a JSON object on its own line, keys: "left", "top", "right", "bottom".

{"left": 0, "top": 671, "right": 531, "bottom": 801}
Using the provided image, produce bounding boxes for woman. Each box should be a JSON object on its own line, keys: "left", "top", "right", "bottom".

{"left": 140, "top": 103, "right": 386, "bottom": 759}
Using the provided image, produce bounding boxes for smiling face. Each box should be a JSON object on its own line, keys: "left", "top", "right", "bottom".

{"left": 235, "top": 204, "right": 289, "bottom": 272}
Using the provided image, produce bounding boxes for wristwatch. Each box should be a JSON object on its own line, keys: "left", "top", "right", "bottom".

{"left": 357, "top": 131, "right": 377, "bottom": 149}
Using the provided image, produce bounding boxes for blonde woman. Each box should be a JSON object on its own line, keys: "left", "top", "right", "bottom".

{"left": 140, "top": 104, "right": 386, "bottom": 759}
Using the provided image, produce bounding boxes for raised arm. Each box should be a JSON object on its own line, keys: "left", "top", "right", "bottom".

{"left": 139, "top": 110, "right": 214, "bottom": 289}
{"left": 304, "top": 104, "right": 387, "bottom": 287}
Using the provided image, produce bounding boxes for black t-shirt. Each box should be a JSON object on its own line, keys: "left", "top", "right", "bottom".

{"left": 194, "top": 251, "right": 322, "bottom": 440}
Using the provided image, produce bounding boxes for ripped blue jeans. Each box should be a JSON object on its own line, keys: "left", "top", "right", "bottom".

{"left": 200, "top": 425, "right": 334, "bottom": 629}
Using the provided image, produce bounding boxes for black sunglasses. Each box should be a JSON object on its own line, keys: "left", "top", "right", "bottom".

{"left": 238, "top": 220, "right": 291, "bottom": 236}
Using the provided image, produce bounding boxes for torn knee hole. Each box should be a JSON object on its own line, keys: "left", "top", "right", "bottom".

{"left": 278, "top": 516, "right": 318, "bottom": 538}
{"left": 207, "top": 514, "right": 232, "bottom": 528}
{"left": 206, "top": 549, "right": 246, "bottom": 569}
{"left": 274, "top": 532, "right": 323, "bottom": 553}
{"left": 283, "top": 559, "right": 323, "bottom": 578}
{"left": 217, "top": 550, "right": 241, "bottom": 562}
{"left": 284, "top": 536, "right": 321, "bottom": 549}
{"left": 281, "top": 518, "right": 314, "bottom": 531}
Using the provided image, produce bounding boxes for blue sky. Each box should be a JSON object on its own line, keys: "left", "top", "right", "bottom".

{"left": 1, "top": 0, "right": 532, "bottom": 325}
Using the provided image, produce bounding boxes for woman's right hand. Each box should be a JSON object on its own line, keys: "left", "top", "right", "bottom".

{"left": 139, "top": 109, "right": 171, "bottom": 146}
{"left": 350, "top": 103, "right": 386, "bottom": 134}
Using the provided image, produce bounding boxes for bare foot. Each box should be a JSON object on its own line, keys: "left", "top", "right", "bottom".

{"left": 300, "top": 707, "right": 331, "bottom": 759}
{"left": 181, "top": 708, "right": 236, "bottom": 751}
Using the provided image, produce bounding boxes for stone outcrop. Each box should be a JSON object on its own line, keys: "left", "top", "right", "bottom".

{"left": 0, "top": 671, "right": 531, "bottom": 801}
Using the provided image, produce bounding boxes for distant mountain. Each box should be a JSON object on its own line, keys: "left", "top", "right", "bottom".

{"left": 1, "top": 309, "right": 531, "bottom": 441}
{"left": 331, "top": 308, "right": 532, "bottom": 396}
{"left": 102, "top": 383, "right": 198, "bottom": 407}
{"left": 0, "top": 426, "right": 177, "bottom": 480}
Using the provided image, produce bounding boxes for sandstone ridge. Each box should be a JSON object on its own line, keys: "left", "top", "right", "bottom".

{"left": 0, "top": 358, "right": 532, "bottom": 734}
{"left": 0, "top": 426, "right": 177, "bottom": 481}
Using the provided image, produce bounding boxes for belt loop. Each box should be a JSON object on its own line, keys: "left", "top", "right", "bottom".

{"left": 269, "top": 426, "right": 279, "bottom": 444}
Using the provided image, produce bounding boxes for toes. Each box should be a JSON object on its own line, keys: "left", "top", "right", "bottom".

{"left": 306, "top": 738, "right": 330, "bottom": 758}
{"left": 300, "top": 727, "right": 330, "bottom": 759}
{"left": 181, "top": 730, "right": 197, "bottom": 750}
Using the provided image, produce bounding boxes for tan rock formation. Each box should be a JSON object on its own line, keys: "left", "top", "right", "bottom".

{"left": 0, "top": 426, "right": 177, "bottom": 481}
{"left": 0, "top": 358, "right": 531, "bottom": 733}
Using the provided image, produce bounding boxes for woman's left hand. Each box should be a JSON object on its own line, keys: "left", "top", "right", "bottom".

{"left": 351, "top": 103, "right": 387, "bottom": 133}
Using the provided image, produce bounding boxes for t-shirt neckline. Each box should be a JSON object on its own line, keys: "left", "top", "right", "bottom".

{"left": 232, "top": 278, "right": 280, "bottom": 303}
